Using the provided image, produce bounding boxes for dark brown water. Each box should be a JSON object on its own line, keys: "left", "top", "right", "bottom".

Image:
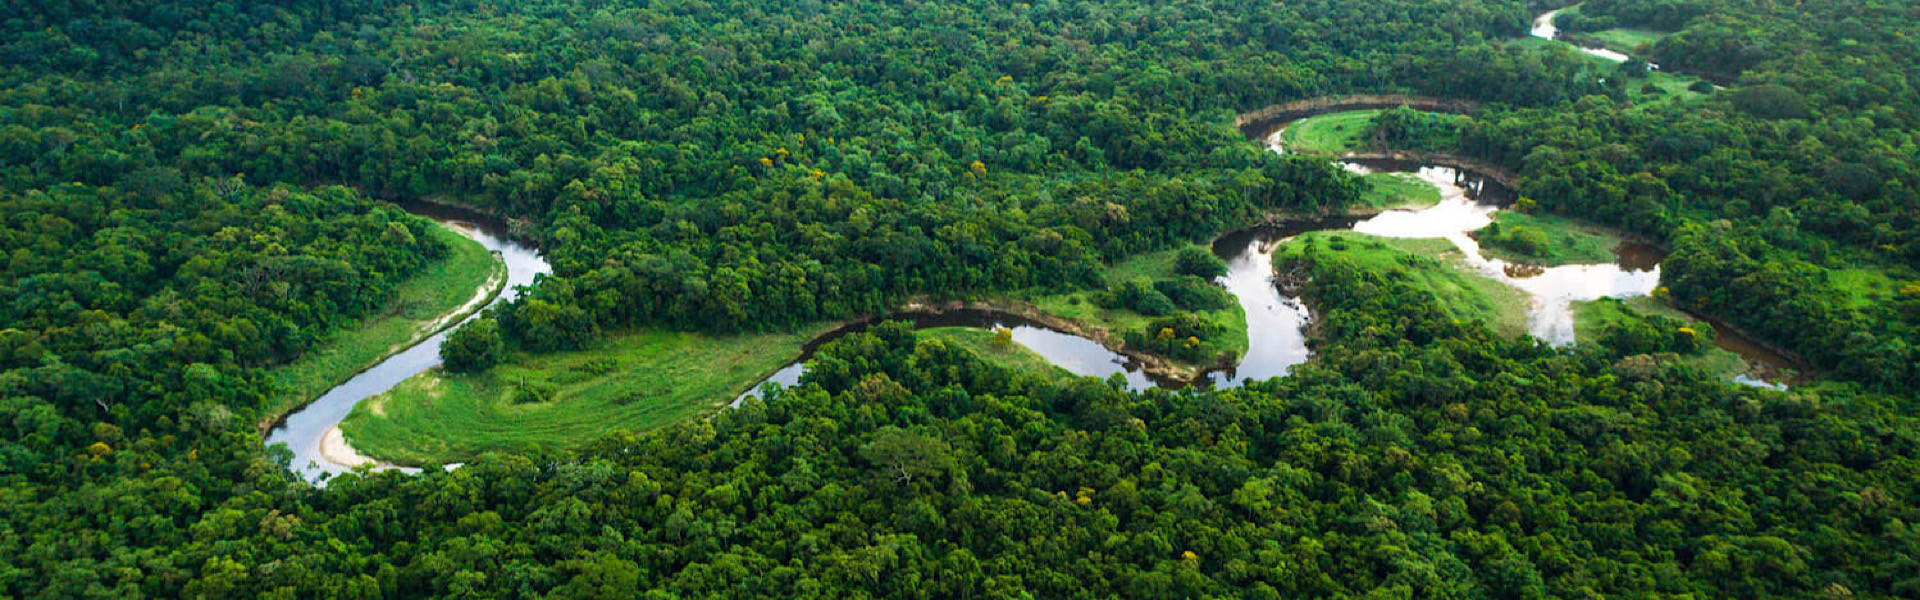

{"left": 266, "top": 201, "right": 550, "bottom": 482}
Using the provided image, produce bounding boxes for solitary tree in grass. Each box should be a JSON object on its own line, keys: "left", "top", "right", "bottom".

{"left": 1174, "top": 247, "right": 1227, "bottom": 279}
{"left": 442, "top": 318, "right": 505, "bottom": 373}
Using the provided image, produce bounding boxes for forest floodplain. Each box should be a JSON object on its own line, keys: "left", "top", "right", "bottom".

{"left": 1507, "top": 36, "right": 1706, "bottom": 102}
{"left": 1573, "top": 296, "right": 1749, "bottom": 379}
{"left": 1278, "top": 231, "right": 1532, "bottom": 338}
{"left": 1027, "top": 244, "right": 1248, "bottom": 374}
{"left": 339, "top": 326, "right": 826, "bottom": 465}
{"left": 262, "top": 222, "right": 506, "bottom": 425}
{"left": 1472, "top": 209, "right": 1625, "bottom": 266}
{"left": 1553, "top": 3, "right": 1671, "bottom": 55}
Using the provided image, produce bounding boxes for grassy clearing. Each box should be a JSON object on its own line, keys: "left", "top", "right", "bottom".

{"left": 1356, "top": 172, "right": 1443, "bottom": 212}
{"left": 263, "top": 223, "right": 505, "bottom": 421}
{"left": 920, "top": 327, "right": 1074, "bottom": 380}
{"left": 1573, "top": 296, "right": 1747, "bottom": 379}
{"left": 1280, "top": 231, "right": 1531, "bottom": 337}
{"left": 1590, "top": 28, "right": 1665, "bottom": 54}
{"left": 1830, "top": 267, "right": 1912, "bottom": 311}
{"left": 1028, "top": 244, "right": 1248, "bottom": 365}
{"left": 340, "top": 326, "right": 827, "bottom": 465}
{"left": 1280, "top": 110, "right": 1380, "bottom": 155}
{"left": 1472, "top": 210, "right": 1624, "bottom": 266}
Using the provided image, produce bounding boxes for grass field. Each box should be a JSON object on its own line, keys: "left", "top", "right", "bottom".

{"left": 1356, "top": 172, "right": 1443, "bottom": 212}
{"left": 1028, "top": 244, "right": 1248, "bottom": 365}
{"left": 1279, "top": 231, "right": 1531, "bottom": 337}
{"left": 263, "top": 223, "right": 506, "bottom": 421}
{"left": 340, "top": 326, "right": 827, "bottom": 465}
{"left": 1472, "top": 210, "right": 1624, "bottom": 266}
{"left": 1573, "top": 296, "right": 1748, "bottom": 379}
{"left": 920, "top": 327, "right": 1074, "bottom": 380}
{"left": 1590, "top": 28, "right": 1665, "bottom": 54}
{"left": 1830, "top": 267, "right": 1912, "bottom": 311}
{"left": 1280, "top": 110, "right": 1380, "bottom": 154}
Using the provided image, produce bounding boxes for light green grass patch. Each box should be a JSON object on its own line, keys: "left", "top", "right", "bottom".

{"left": 340, "top": 326, "right": 827, "bottom": 465}
{"left": 1590, "top": 28, "right": 1665, "bottom": 54}
{"left": 1830, "top": 267, "right": 1907, "bottom": 311}
{"left": 263, "top": 223, "right": 506, "bottom": 422}
{"left": 1281, "top": 110, "right": 1381, "bottom": 155}
{"left": 1280, "top": 231, "right": 1531, "bottom": 337}
{"left": 1473, "top": 210, "right": 1624, "bottom": 266}
{"left": 920, "top": 327, "right": 1074, "bottom": 380}
{"left": 1573, "top": 296, "right": 1747, "bottom": 379}
{"left": 1357, "top": 172, "right": 1443, "bottom": 212}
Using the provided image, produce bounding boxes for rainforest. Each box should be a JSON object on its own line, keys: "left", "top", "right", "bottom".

{"left": 5, "top": 0, "right": 1920, "bottom": 597}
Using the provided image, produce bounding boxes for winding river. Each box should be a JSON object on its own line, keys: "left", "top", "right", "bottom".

{"left": 277, "top": 103, "right": 1793, "bottom": 480}
{"left": 266, "top": 201, "right": 549, "bottom": 482}
{"left": 733, "top": 144, "right": 1797, "bottom": 399}
{"left": 1531, "top": 7, "right": 1635, "bottom": 63}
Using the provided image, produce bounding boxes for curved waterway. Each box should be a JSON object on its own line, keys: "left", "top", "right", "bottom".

{"left": 737, "top": 150, "right": 1797, "bottom": 396}
{"left": 1532, "top": 6, "right": 1652, "bottom": 66}
{"left": 266, "top": 201, "right": 550, "bottom": 482}
{"left": 732, "top": 309, "right": 1166, "bottom": 406}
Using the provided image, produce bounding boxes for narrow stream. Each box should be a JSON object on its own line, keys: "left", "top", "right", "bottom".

{"left": 266, "top": 201, "right": 549, "bottom": 482}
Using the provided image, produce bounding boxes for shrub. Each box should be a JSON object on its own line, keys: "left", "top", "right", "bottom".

{"left": 442, "top": 318, "right": 505, "bottom": 373}
{"left": 1173, "top": 247, "right": 1227, "bottom": 279}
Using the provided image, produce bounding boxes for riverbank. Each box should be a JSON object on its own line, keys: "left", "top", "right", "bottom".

{"left": 339, "top": 326, "right": 825, "bottom": 466}
{"left": 1471, "top": 210, "right": 1626, "bottom": 266}
{"left": 258, "top": 221, "right": 507, "bottom": 434}
{"left": 1234, "top": 94, "right": 1481, "bottom": 134}
{"left": 1282, "top": 231, "right": 1533, "bottom": 337}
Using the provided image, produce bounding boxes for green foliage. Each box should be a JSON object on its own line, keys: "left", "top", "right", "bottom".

{"left": 341, "top": 326, "right": 823, "bottom": 464}
{"left": 1154, "top": 276, "right": 1237, "bottom": 312}
{"left": 1472, "top": 210, "right": 1622, "bottom": 265}
{"left": 1280, "top": 110, "right": 1382, "bottom": 154}
{"left": 1174, "top": 246, "right": 1228, "bottom": 279}
{"left": 1100, "top": 278, "right": 1180, "bottom": 317}
{"left": 1123, "top": 312, "right": 1227, "bottom": 363}
{"left": 265, "top": 223, "right": 504, "bottom": 417}
{"left": 441, "top": 318, "right": 506, "bottom": 374}
{"left": 7, "top": 0, "right": 1920, "bottom": 597}
{"left": 1279, "top": 231, "right": 1532, "bottom": 337}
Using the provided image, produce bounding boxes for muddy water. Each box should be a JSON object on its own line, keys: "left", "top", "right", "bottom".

{"left": 266, "top": 201, "right": 549, "bottom": 483}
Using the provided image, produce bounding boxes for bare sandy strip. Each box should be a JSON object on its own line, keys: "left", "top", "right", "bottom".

{"left": 319, "top": 425, "right": 388, "bottom": 470}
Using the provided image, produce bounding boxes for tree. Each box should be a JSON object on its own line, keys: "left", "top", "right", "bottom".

{"left": 442, "top": 318, "right": 505, "bottom": 373}
{"left": 1174, "top": 247, "right": 1227, "bottom": 279}
{"left": 860, "top": 427, "right": 955, "bottom": 485}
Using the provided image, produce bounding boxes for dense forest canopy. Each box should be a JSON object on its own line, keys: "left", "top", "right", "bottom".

{"left": 2, "top": 0, "right": 1920, "bottom": 596}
